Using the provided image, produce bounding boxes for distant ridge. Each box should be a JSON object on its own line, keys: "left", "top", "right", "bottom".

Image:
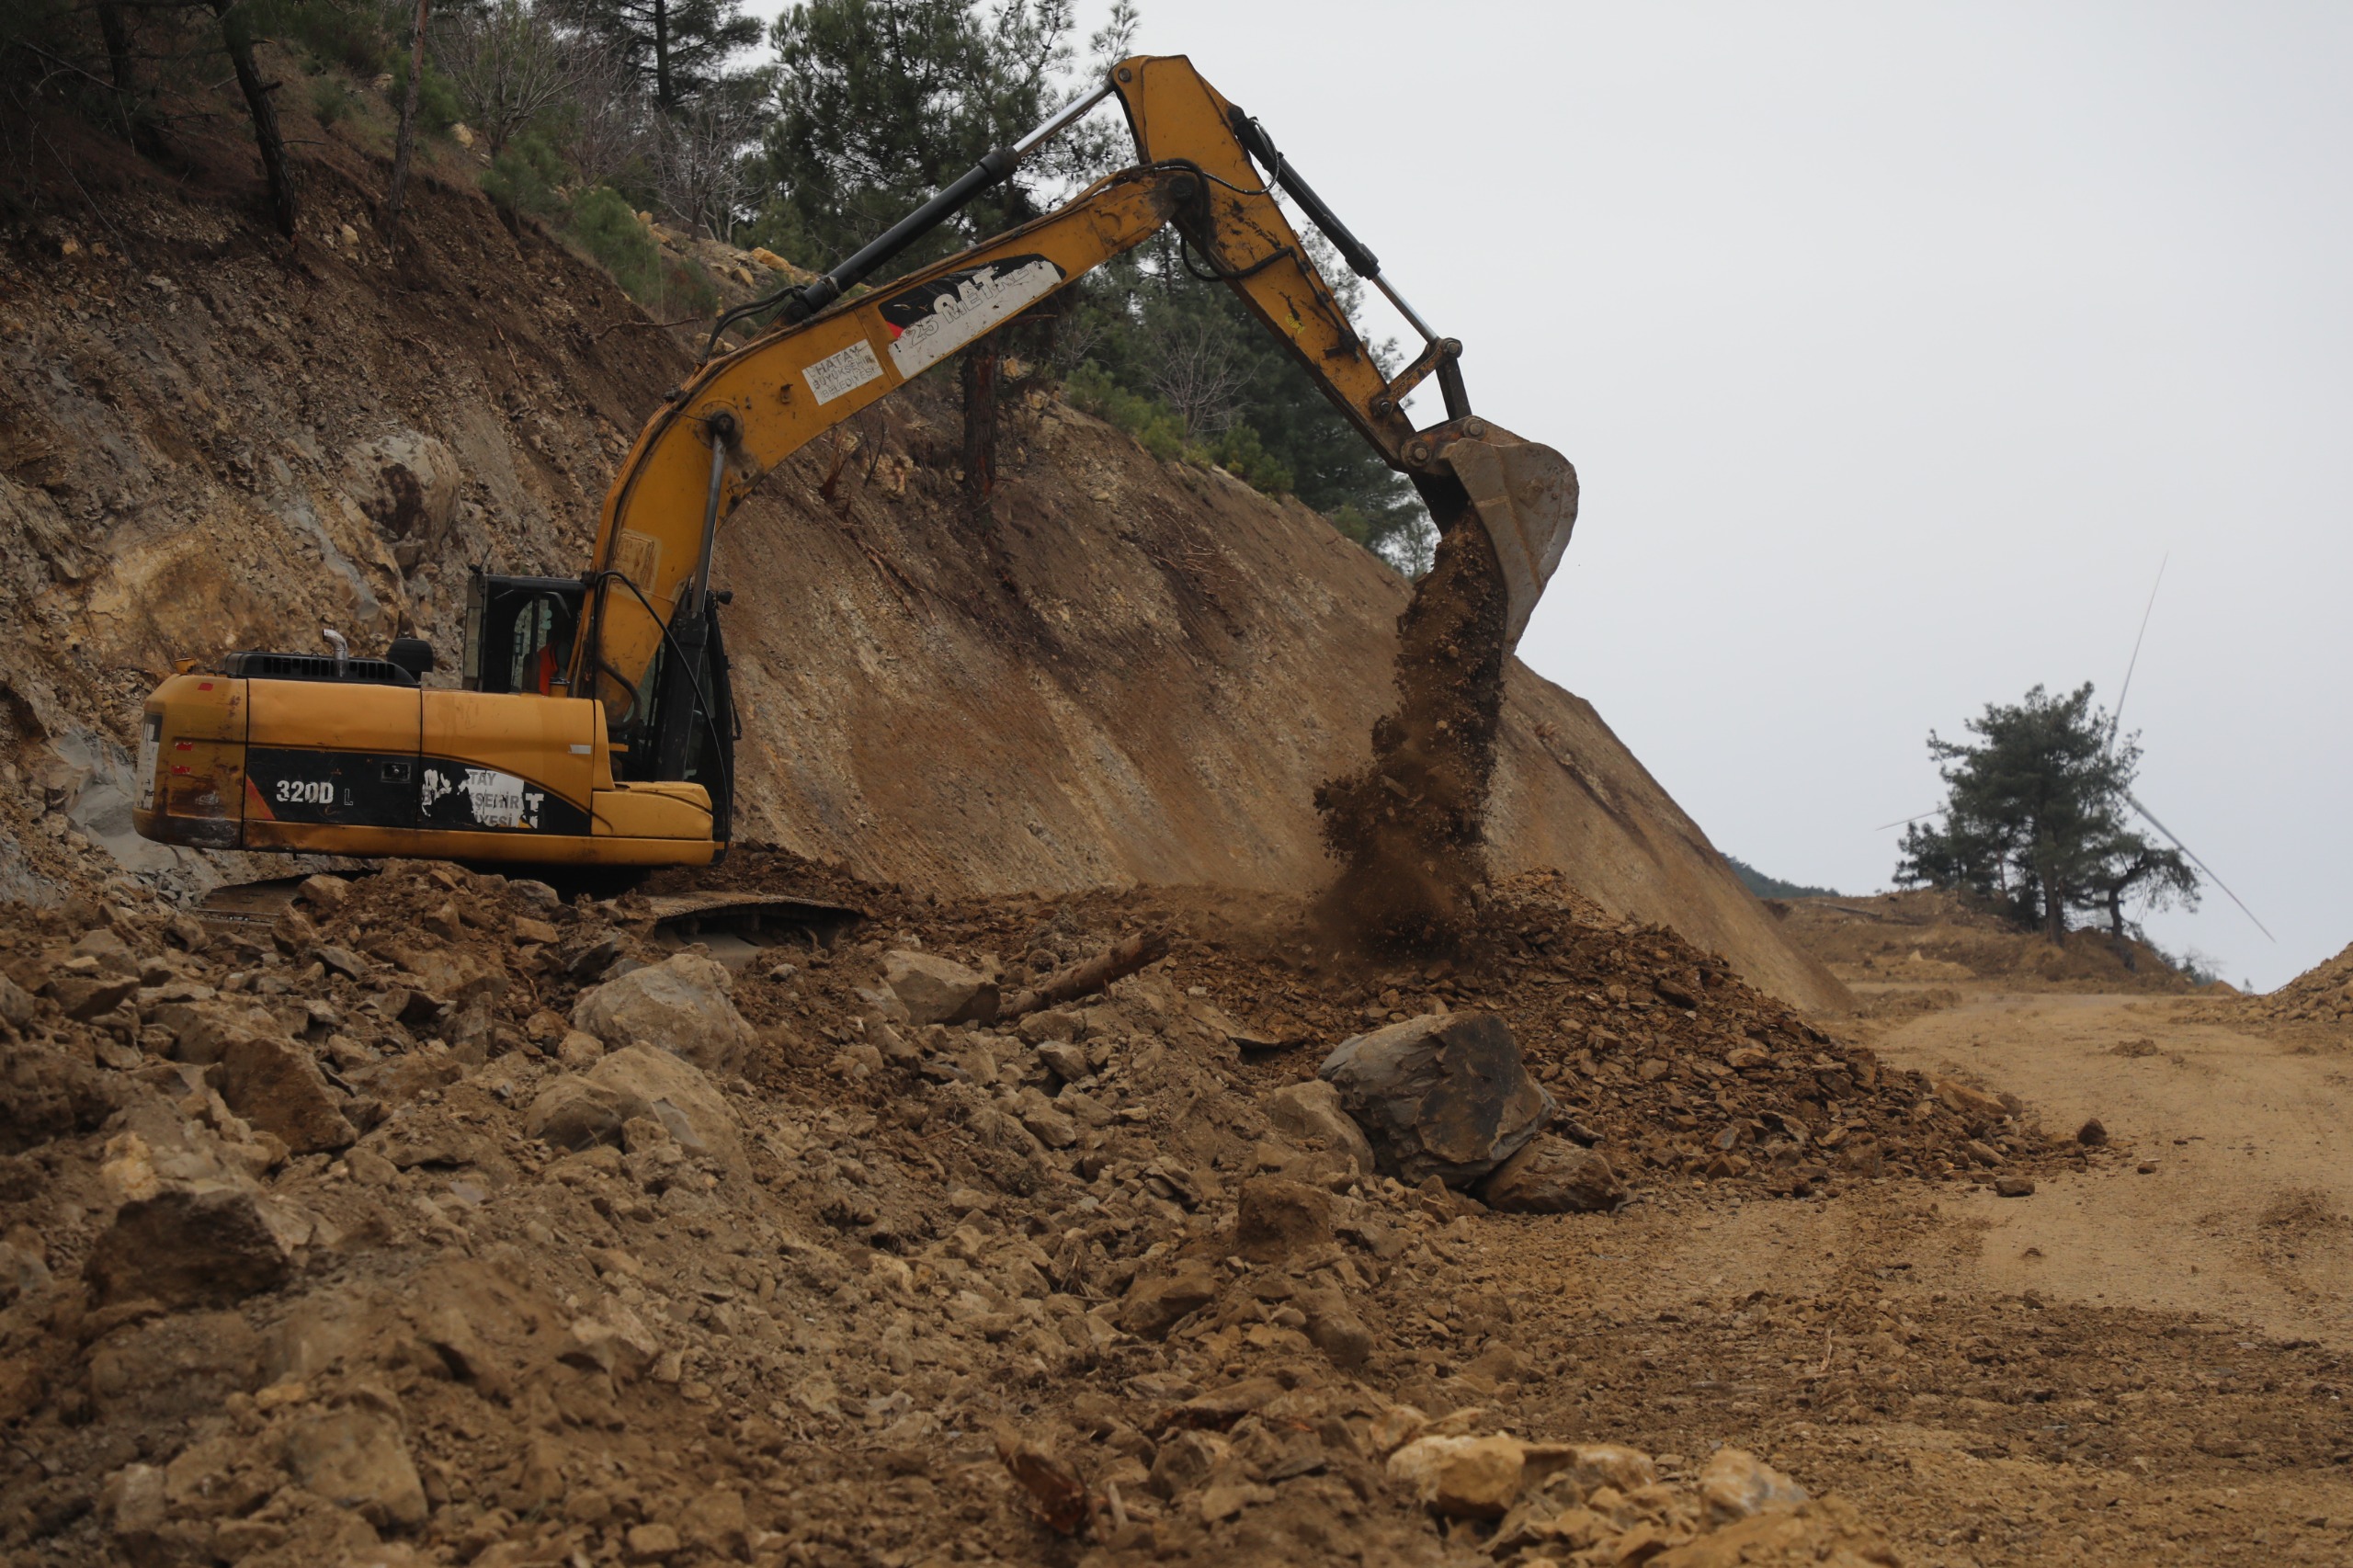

{"left": 1726, "top": 856, "right": 1839, "bottom": 901}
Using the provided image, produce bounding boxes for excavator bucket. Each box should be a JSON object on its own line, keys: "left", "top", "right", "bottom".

{"left": 1439, "top": 428, "right": 1580, "bottom": 650}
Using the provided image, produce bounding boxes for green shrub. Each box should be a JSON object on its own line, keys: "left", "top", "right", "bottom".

{"left": 483, "top": 131, "right": 569, "bottom": 221}
{"left": 658, "top": 255, "right": 721, "bottom": 320}
{"left": 281, "top": 0, "right": 389, "bottom": 75}
{"left": 386, "top": 50, "right": 460, "bottom": 137}
{"left": 310, "top": 74, "right": 357, "bottom": 125}
{"left": 571, "top": 186, "right": 718, "bottom": 322}
{"left": 1210, "top": 422, "right": 1293, "bottom": 494}
{"left": 1063, "top": 363, "right": 1192, "bottom": 463}
{"left": 570, "top": 186, "right": 661, "bottom": 301}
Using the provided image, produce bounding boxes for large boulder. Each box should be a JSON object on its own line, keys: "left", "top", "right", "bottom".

{"left": 1318, "top": 1012, "right": 1552, "bottom": 1187}
{"left": 1477, "top": 1134, "right": 1626, "bottom": 1213}
{"left": 883, "top": 949, "right": 998, "bottom": 1027}
{"left": 572, "top": 953, "right": 756, "bottom": 1077}
{"left": 525, "top": 1046, "right": 745, "bottom": 1178}
{"left": 347, "top": 429, "right": 460, "bottom": 549}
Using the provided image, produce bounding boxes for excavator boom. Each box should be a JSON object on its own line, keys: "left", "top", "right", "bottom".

{"left": 131, "top": 54, "right": 1577, "bottom": 871}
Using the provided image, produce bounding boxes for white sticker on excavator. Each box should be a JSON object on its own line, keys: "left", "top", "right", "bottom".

{"left": 884, "top": 258, "right": 1063, "bottom": 379}
{"left": 422, "top": 765, "right": 546, "bottom": 830}
{"left": 804, "top": 338, "right": 884, "bottom": 404}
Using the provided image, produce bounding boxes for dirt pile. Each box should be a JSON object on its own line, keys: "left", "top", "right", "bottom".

{"left": 2240, "top": 942, "right": 2353, "bottom": 1027}
{"left": 1771, "top": 889, "right": 2196, "bottom": 994}
{"left": 692, "top": 854, "right": 2080, "bottom": 1198}
{"left": 0, "top": 858, "right": 1927, "bottom": 1567}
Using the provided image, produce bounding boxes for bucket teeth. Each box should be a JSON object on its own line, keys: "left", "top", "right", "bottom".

{"left": 1439, "top": 430, "right": 1580, "bottom": 649}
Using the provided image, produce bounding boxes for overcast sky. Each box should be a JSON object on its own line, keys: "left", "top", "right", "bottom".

{"left": 767, "top": 3, "right": 2349, "bottom": 989}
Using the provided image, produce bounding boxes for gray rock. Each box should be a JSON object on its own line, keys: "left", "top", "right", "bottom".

{"left": 1261, "top": 1079, "right": 1377, "bottom": 1176}
{"left": 1015, "top": 1006, "right": 1081, "bottom": 1043}
{"left": 1318, "top": 1012, "right": 1552, "bottom": 1187}
{"left": 165, "top": 1001, "right": 281, "bottom": 1068}
{"left": 883, "top": 949, "right": 999, "bottom": 1027}
{"left": 1476, "top": 1135, "right": 1625, "bottom": 1213}
{"left": 85, "top": 1187, "right": 296, "bottom": 1306}
{"left": 524, "top": 1076, "right": 631, "bottom": 1153}
{"left": 88, "top": 1310, "right": 264, "bottom": 1426}
{"left": 1034, "top": 1040, "right": 1091, "bottom": 1085}
{"left": 1296, "top": 1286, "right": 1375, "bottom": 1369}
{"left": 572, "top": 952, "right": 755, "bottom": 1076}
{"left": 1012, "top": 1088, "right": 1078, "bottom": 1150}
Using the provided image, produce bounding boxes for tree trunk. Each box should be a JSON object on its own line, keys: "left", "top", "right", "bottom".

{"left": 213, "top": 0, "right": 297, "bottom": 238}
{"left": 97, "top": 4, "right": 133, "bottom": 93}
{"left": 95, "top": 5, "right": 162, "bottom": 153}
{"left": 384, "top": 0, "right": 431, "bottom": 236}
{"left": 654, "top": 0, "right": 674, "bottom": 113}
{"left": 961, "top": 347, "right": 999, "bottom": 509}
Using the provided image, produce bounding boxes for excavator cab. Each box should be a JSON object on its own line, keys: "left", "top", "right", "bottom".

{"left": 463, "top": 573, "right": 585, "bottom": 697}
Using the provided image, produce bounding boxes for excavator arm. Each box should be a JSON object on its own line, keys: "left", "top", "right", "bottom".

{"left": 576, "top": 54, "right": 1576, "bottom": 801}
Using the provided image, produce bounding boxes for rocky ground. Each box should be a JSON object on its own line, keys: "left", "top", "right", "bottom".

{"left": 0, "top": 848, "right": 2103, "bottom": 1568}
{"left": 12, "top": 852, "right": 2342, "bottom": 1567}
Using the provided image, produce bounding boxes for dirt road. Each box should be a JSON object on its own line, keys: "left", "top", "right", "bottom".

{"left": 1877, "top": 989, "right": 2353, "bottom": 1348}
{"left": 1418, "top": 987, "right": 2353, "bottom": 1565}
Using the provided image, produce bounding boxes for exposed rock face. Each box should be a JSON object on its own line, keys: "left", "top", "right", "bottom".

{"left": 1319, "top": 1012, "right": 1553, "bottom": 1187}
{"left": 572, "top": 954, "right": 756, "bottom": 1077}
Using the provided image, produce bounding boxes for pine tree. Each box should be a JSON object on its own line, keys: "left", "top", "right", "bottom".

{"left": 1896, "top": 683, "right": 2199, "bottom": 941}
{"left": 552, "top": 0, "right": 759, "bottom": 114}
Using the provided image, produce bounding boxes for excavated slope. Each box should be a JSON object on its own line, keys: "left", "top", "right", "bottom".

{"left": 0, "top": 136, "right": 1846, "bottom": 1014}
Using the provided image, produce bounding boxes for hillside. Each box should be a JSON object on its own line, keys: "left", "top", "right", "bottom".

{"left": 1770, "top": 887, "right": 2197, "bottom": 994}
{"left": 0, "top": 119, "right": 1844, "bottom": 1015}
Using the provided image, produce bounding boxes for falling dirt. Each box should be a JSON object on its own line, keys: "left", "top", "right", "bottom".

{"left": 1313, "top": 483, "right": 1510, "bottom": 949}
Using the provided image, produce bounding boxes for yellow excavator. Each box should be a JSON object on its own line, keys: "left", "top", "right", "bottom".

{"left": 131, "top": 55, "right": 1576, "bottom": 870}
